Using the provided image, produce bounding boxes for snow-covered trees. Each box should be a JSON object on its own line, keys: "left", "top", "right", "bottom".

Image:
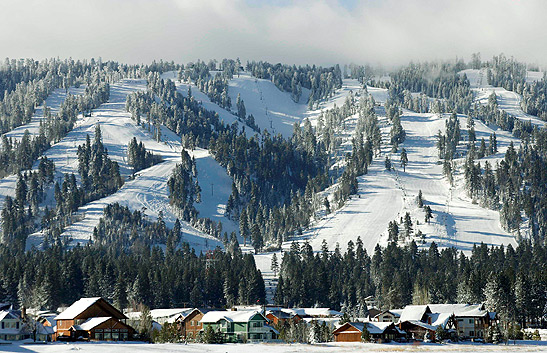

{"left": 127, "top": 137, "right": 162, "bottom": 173}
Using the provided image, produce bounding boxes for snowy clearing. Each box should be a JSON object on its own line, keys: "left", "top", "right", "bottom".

{"left": 4, "top": 341, "right": 547, "bottom": 353}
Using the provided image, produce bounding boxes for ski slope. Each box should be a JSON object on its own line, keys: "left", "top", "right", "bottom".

{"left": 23, "top": 78, "right": 229, "bottom": 252}
{"left": 2, "top": 85, "right": 86, "bottom": 142}
{"left": 461, "top": 68, "right": 545, "bottom": 127}
{"left": 226, "top": 73, "right": 363, "bottom": 137}
{"left": 263, "top": 84, "right": 518, "bottom": 258}
{"left": 160, "top": 71, "right": 256, "bottom": 138}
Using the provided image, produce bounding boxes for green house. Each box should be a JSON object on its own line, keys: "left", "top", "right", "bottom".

{"left": 200, "top": 310, "right": 278, "bottom": 343}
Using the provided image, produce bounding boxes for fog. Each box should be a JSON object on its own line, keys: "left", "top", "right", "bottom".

{"left": 1, "top": 0, "right": 546, "bottom": 67}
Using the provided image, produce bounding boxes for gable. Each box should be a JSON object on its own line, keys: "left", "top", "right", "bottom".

{"left": 249, "top": 313, "right": 266, "bottom": 322}
{"left": 76, "top": 298, "right": 126, "bottom": 320}
{"left": 183, "top": 309, "right": 203, "bottom": 323}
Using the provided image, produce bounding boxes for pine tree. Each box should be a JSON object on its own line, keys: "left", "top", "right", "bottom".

{"left": 400, "top": 148, "right": 408, "bottom": 172}
{"left": 271, "top": 253, "right": 279, "bottom": 277}
{"left": 404, "top": 212, "right": 413, "bottom": 238}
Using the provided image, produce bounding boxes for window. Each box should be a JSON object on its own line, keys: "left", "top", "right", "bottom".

{"left": 16, "top": 322, "right": 19, "bottom": 329}
{"left": 469, "top": 319, "right": 473, "bottom": 324}
{"left": 470, "top": 331, "right": 475, "bottom": 337}
{"left": 252, "top": 321, "right": 263, "bottom": 328}
{"left": 1, "top": 322, "right": 3, "bottom": 329}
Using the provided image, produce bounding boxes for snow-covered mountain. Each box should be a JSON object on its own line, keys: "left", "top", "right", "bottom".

{"left": 0, "top": 66, "right": 533, "bottom": 261}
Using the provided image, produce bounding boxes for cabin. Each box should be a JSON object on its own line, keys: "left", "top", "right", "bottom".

{"left": 265, "top": 309, "right": 302, "bottom": 326}
{"left": 333, "top": 322, "right": 404, "bottom": 342}
{"left": 0, "top": 309, "right": 25, "bottom": 341}
{"left": 55, "top": 297, "right": 134, "bottom": 341}
{"left": 200, "top": 310, "right": 278, "bottom": 343}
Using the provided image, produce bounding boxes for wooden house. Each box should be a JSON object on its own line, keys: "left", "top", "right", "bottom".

{"left": 55, "top": 297, "right": 134, "bottom": 341}
{"left": 333, "top": 322, "right": 404, "bottom": 342}
{"left": 174, "top": 308, "right": 206, "bottom": 340}
{"left": 265, "top": 309, "right": 302, "bottom": 326}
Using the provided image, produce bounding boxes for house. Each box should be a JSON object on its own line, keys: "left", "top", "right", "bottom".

{"left": 367, "top": 307, "right": 382, "bottom": 320}
{"left": 0, "top": 309, "right": 26, "bottom": 341}
{"left": 373, "top": 310, "right": 401, "bottom": 323}
{"left": 55, "top": 297, "right": 134, "bottom": 341}
{"left": 265, "top": 309, "right": 302, "bottom": 326}
{"left": 399, "top": 320, "right": 437, "bottom": 341}
{"left": 397, "top": 303, "right": 495, "bottom": 341}
{"left": 333, "top": 322, "right": 404, "bottom": 342}
{"left": 428, "top": 304, "right": 494, "bottom": 339}
{"left": 200, "top": 310, "right": 278, "bottom": 342}
{"left": 174, "top": 308, "right": 206, "bottom": 340}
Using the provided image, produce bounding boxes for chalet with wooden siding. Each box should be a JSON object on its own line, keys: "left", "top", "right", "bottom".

{"left": 55, "top": 297, "right": 134, "bottom": 341}
{"left": 333, "top": 322, "right": 404, "bottom": 342}
{"left": 175, "top": 308, "right": 206, "bottom": 340}
{"left": 265, "top": 309, "right": 302, "bottom": 326}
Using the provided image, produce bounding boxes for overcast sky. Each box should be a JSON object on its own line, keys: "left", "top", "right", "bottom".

{"left": 1, "top": 0, "right": 546, "bottom": 67}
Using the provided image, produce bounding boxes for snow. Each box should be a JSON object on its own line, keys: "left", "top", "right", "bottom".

{"left": 2, "top": 85, "right": 86, "bottom": 142}
{"left": 227, "top": 73, "right": 308, "bottom": 137}
{"left": 5, "top": 341, "right": 547, "bottom": 352}
{"left": 399, "top": 305, "right": 429, "bottom": 322}
{"left": 56, "top": 298, "right": 101, "bottom": 320}
{"left": 78, "top": 317, "right": 111, "bottom": 331}
{"left": 160, "top": 71, "right": 256, "bottom": 138}
{"left": 461, "top": 68, "right": 545, "bottom": 127}
{"left": 200, "top": 310, "right": 262, "bottom": 323}
{"left": 16, "top": 77, "right": 230, "bottom": 253}
{"left": 427, "top": 304, "right": 487, "bottom": 318}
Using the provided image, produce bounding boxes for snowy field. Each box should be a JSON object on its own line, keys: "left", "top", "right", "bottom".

{"left": 4, "top": 341, "right": 547, "bottom": 353}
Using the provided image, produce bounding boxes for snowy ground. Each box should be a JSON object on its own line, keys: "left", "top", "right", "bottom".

{"left": 2, "top": 85, "right": 86, "bottom": 142}
{"left": 460, "top": 68, "right": 545, "bottom": 127}
{"left": 4, "top": 341, "right": 547, "bottom": 353}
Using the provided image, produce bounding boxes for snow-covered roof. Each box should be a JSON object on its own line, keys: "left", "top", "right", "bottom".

{"left": 37, "top": 323, "right": 55, "bottom": 335}
{"left": 366, "top": 322, "right": 394, "bottom": 334}
{"left": 0, "top": 310, "right": 19, "bottom": 321}
{"left": 282, "top": 308, "right": 342, "bottom": 318}
{"left": 427, "top": 304, "right": 487, "bottom": 318}
{"left": 127, "top": 308, "right": 196, "bottom": 323}
{"left": 405, "top": 320, "right": 437, "bottom": 332}
{"left": 335, "top": 321, "right": 395, "bottom": 335}
{"left": 428, "top": 312, "right": 453, "bottom": 329}
{"left": 56, "top": 297, "right": 102, "bottom": 320}
{"left": 74, "top": 317, "right": 111, "bottom": 331}
{"left": 150, "top": 308, "right": 195, "bottom": 319}
{"left": 399, "top": 305, "right": 430, "bottom": 322}
{"left": 374, "top": 310, "right": 401, "bottom": 318}
{"left": 200, "top": 310, "right": 265, "bottom": 323}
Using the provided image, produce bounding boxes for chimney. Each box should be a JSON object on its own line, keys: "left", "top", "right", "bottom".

{"left": 21, "top": 306, "right": 26, "bottom": 320}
